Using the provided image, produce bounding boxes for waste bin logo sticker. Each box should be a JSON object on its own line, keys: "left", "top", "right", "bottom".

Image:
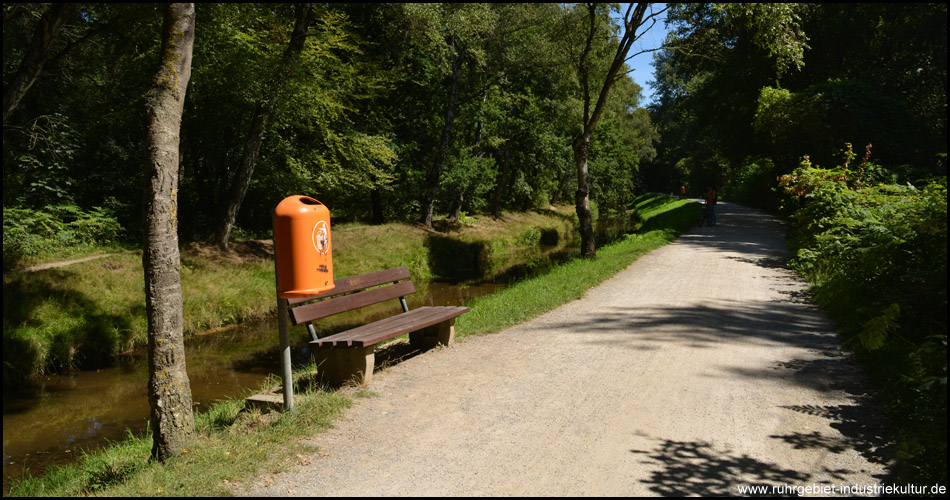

{"left": 312, "top": 221, "right": 330, "bottom": 255}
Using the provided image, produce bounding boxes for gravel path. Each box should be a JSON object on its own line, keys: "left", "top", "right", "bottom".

{"left": 241, "top": 202, "right": 890, "bottom": 497}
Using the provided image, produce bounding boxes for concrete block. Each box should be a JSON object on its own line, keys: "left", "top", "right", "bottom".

{"left": 315, "top": 346, "right": 375, "bottom": 386}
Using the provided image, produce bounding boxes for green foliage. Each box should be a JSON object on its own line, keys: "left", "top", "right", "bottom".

{"left": 648, "top": 4, "right": 946, "bottom": 205}
{"left": 729, "top": 157, "right": 780, "bottom": 209}
{"left": 754, "top": 81, "right": 925, "bottom": 174}
{"left": 3, "top": 204, "right": 123, "bottom": 269}
{"left": 589, "top": 78, "right": 657, "bottom": 212}
{"left": 780, "top": 154, "right": 947, "bottom": 484}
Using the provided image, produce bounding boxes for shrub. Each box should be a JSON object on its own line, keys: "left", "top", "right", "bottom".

{"left": 779, "top": 147, "right": 947, "bottom": 484}
{"left": 2, "top": 204, "right": 123, "bottom": 269}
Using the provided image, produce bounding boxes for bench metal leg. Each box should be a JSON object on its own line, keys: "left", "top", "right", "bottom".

{"left": 408, "top": 318, "right": 456, "bottom": 349}
{"left": 314, "top": 346, "right": 375, "bottom": 386}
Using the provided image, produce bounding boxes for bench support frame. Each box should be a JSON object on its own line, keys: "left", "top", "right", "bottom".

{"left": 314, "top": 345, "right": 376, "bottom": 386}
{"left": 408, "top": 318, "right": 456, "bottom": 349}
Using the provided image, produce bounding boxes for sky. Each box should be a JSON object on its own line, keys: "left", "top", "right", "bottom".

{"left": 613, "top": 3, "right": 670, "bottom": 107}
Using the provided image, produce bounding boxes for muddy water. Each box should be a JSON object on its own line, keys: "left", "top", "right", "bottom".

{"left": 2, "top": 281, "right": 503, "bottom": 491}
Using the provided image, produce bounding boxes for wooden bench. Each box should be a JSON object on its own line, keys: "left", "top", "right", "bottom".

{"left": 286, "top": 266, "right": 469, "bottom": 385}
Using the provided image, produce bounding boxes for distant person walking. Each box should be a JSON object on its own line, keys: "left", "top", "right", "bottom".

{"left": 681, "top": 185, "right": 686, "bottom": 198}
{"left": 704, "top": 186, "right": 717, "bottom": 226}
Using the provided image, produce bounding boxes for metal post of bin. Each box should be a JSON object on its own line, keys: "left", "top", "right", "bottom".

{"left": 272, "top": 250, "right": 294, "bottom": 411}
{"left": 276, "top": 293, "right": 293, "bottom": 411}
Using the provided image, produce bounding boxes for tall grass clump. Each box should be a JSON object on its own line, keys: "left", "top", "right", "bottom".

{"left": 779, "top": 146, "right": 947, "bottom": 485}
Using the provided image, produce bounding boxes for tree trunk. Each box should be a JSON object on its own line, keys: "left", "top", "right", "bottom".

{"left": 142, "top": 2, "right": 196, "bottom": 463}
{"left": 452, "top": 90, "right": 486, "bottom": 224}
{"left": 573, "top": 134, "right": 596, "bottom": 257}
{"left": 450, "top": 192, "right": 464, "bottom": 223}
{"left": 211, "top": 103, "right": 271, "bottom": 249}
{"left": 420, "top": 35, "right": 462, "bottom": 228}
{"left": 551, "top": 160, "right": 572, "bottom": 205}
{"left": 571, "top": 3, "right": 651, "bottom": 257}
{"left": 370, "top": 187, "right": 384, "bottom": 225}
{"left": 212, "top": 3, "right": 313, "bottom": 250}
{"left": 2, "top": 3, "right": 76, "bottom": 125}
{"left": 491, "top": 110, "right": 511, "bottom": 219}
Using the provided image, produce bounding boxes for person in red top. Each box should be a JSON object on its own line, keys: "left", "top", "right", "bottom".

{"left": 704, "top": 186, "right": 717, "bottom": 226}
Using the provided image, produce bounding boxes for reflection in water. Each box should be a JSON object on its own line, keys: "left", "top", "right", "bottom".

{"left": 2, "top": 280, "right": 505, "bottom": 490}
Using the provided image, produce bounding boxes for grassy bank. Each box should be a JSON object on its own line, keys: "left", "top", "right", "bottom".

{"left": 2, "top": 209, "right": 575, "bottom": 387}
{"left": 6, "top": 194, "right": 698, "bottom": 496}
{"left": 458, "top": 195, "right": 698, "bottom": 336}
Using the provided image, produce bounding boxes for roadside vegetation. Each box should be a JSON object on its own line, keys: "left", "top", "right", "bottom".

{"left": 6, "top": 194, "right": 697, "bottom": 497}
{"left": 779, "top": 149, "right": 947, "bottom": 485}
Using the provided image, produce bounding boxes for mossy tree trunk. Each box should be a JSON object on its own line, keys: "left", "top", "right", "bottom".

{"left": 142, "top": 2, "right": 196, "bottom": 462}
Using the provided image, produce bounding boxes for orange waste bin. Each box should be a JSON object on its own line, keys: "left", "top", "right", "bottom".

{"left": 273, "top": 196, "right": 335, "bottom": 298}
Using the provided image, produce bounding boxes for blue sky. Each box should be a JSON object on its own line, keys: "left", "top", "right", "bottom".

{"left": 612, "top": 3, "right": 670, "bottom": 107}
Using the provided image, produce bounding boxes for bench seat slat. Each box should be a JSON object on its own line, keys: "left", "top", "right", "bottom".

{"left": 320, "top": 306, "right": 461, "bottom": 346}
{"left": 291, "top": 280, "right": 416, "bottom": 325}
{"left": 309, "top": 306, "right": 469, "bottom": 349}
{"left": 313, "top": 307, "right": 448, "bottom": 346}
{"left": 353, "top": 307, "right": 467, "bottom": 347}
{"left": 287, "top": 266, "right": 411, "bottom": 305}
{"left": 311, "top": 306, "right": 465, "bottom": 348}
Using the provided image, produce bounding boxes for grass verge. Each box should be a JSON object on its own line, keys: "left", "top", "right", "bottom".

{"left": 457, "top": 195, "right": 698, "bottom": 336}
{"left": 6, "top": 194, "right": 697, "bottom": 497}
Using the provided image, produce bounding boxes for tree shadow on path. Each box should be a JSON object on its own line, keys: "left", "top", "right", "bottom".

{"left": 631, "top": 438, "right": 810, "bottom": 496}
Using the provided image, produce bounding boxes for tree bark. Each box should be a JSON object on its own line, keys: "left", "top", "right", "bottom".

{"left": 370, "top": 187, "right": 384, "bottom": 225}
{"left": 450, "top": 192, "right": 464, "bottom": 223}
{"left": 142, "top": 2, "right": 196, "bottom": 462}
{"left": 491, "top": 110, "right": 511, "bottom": 219}
{"left": 573, "top": 133, "right": 596, "bottom": 256}
{"left": 551, "top": 160, "right": 572, "bottom": 205}
{"left": 2, "top": 3, "right": 76, "bottom": 125}
{"left": 211, "top": 102, "right": 271, "bottom": 249}
{"left": 420, "top": 35, "right": 462, "bottom": 228}
{"left": 212, "top": 3, "right": 313, "bottom": 250}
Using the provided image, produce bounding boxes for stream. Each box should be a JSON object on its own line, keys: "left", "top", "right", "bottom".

{"left": 1, "top": 281, "right": 504, "bottom": 491}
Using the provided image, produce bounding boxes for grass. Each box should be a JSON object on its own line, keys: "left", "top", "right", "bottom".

{"left": 8, "top": 374, "right": 351, "bottom": 497}
{"left": 6, "top": 194, "right": 698, "bottom": 497}
{"left": 3, "top": 252, "right": 276, "bottom": 384}
{"left": 5, "top": 241, "right": 137, "bottom": 271}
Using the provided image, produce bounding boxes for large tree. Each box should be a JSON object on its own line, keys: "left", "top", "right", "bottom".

{"left": 571, "top": 3, "right": 666, "bottom": 257}
{"left": 408, "top": 3, "right": 496, "bottom": 228}
{"left": 142, "top": 2, "right": 196, "bottom": 462}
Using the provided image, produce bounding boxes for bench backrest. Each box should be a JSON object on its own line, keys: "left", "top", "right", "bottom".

{"left": 287, "top": 266, "right": 414, "bottom": 326}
